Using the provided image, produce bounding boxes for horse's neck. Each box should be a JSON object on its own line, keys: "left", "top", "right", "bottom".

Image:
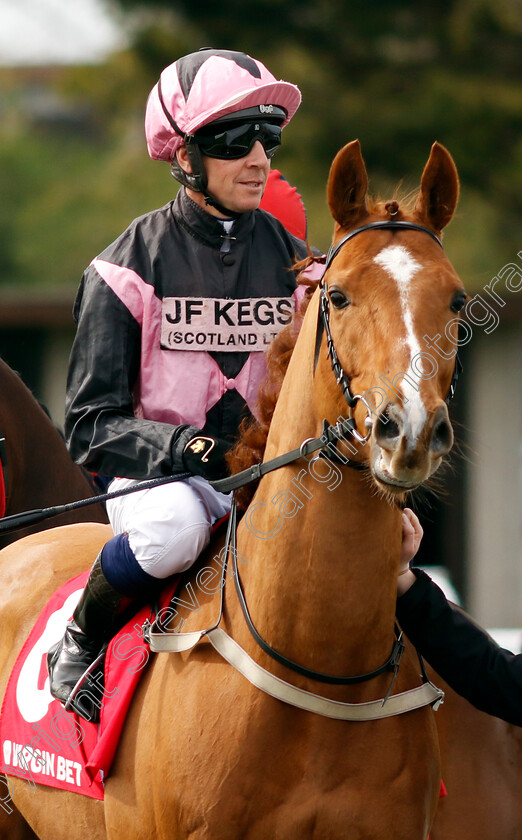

{"left": 235, "top": 470, "right": 400, "bottom": 678}
{"left": 232, "top": 299, "right": 401, "bottom": 678}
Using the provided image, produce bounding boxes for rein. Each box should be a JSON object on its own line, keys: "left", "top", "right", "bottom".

{"left": 144, "top": 499, "right": 445, "bottom": 720}
{"left": 229, "top": 499, "right": 405, "bottom": 688}
{"left": 3, "top": 218, "right": 452, "bottom": 719}
{"left": 145, "top": 220, "right": 459, "bottom": 719}
{"left": 0, "top": 418, "right": 364, "bottom": 534}
{"left": 0, "top": 220, "right": 462, "bottom": 534}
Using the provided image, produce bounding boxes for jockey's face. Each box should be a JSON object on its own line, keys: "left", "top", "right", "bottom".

{"left": 177, "top": 140, "right": 271, "bottom": 218}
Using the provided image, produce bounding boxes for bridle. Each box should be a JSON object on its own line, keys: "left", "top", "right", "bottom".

{"left": 314, "top": 220, "right": 462, "bottom": 446}
{"left": 1, "top": 220, "right": 455, "bottom": 717}
{"left": 0, "top": 221, "right": 462, "bottom": 534}
{"left": 221, "top": 219, "right": 463, "bottom": 688}
{"left": 142, "top": 220, "right": 458, "bottom": 717}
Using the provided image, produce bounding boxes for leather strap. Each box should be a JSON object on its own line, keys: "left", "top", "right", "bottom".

{"left": 314, "top": 219, "right": 461, "bottom": 411}
{"left": 325, "top": 221, "right": 443, "bottom": 269}
{"left": 144, "top": 624, "right": 444, "bottom": 721}
{"left": 226, "top": 499, "right": 404, "bottom": 686}
{"left": 145, "top": 219, "right": 452, "bottom": 720}
{"left": 0, "top": 417, "right": 366, "bottom": 534}
{"left": 211, "top": 419, "right": 366, "bottom": 494}
{"left": 143, "top": 498, "right": 445, "bottom": 721}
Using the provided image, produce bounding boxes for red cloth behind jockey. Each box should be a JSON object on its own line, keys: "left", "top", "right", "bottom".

{"left": 259, "top": 169, "right": 307, "bottom": 240}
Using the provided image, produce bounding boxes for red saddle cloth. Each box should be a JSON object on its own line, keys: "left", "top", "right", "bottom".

{"left": 0, "top": 572, "right": 178, "bottom": 799}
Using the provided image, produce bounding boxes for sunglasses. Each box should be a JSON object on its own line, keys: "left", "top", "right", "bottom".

{"left": 192, "top": 121, "right": 282, "bottom": 160}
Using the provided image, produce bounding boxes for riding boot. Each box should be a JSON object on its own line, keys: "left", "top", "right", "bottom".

{"left": 47, "top": 554, "right": 132, "bottom": 722}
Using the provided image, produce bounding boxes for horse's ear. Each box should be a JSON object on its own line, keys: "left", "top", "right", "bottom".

{"left": 327, "top": 140, "right": 368, "bottom": 227}
{"left": 414, "top": 142, "right": 459, "bottom": 232}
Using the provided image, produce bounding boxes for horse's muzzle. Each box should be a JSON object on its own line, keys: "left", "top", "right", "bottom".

{"left": 370, "top": 401, "right": 454, "bottom": 491}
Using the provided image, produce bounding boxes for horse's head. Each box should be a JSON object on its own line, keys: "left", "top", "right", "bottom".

{"left": 316, "top": 139, "right": 467, "bottom": 495}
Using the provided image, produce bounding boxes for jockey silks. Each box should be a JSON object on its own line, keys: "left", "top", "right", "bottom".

{"left": 65, "top": 187, "right": 310, "bottom": 480}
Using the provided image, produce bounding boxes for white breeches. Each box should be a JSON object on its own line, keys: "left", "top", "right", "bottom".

{"left": 106, "top": 476, "right": 232, "bottom": 578}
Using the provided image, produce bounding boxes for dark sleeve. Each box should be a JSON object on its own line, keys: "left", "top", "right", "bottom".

{"left": 396, "top": 569, "right": 522, "bottom": 726}
{"left": 64, "top": 266, "right": 190, "bottom": 479}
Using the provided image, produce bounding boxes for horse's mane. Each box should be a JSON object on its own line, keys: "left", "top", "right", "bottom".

{"left": 227, "top": 194, "right": 419, "bottom": 509}
{"left": 227, "top": 255, "right": 321, "bottom": 510}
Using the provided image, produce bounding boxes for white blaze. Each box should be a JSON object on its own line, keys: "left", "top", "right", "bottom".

{"left": 373, "top": 244, "right": 426, "bottom": 445}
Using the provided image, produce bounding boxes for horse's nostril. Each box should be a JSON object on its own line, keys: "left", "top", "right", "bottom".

{"left": 431, "top": 418, "right": 453, "bottom": 453}
{"left": 376, "top": 413, "right": 401, "bottom": 441}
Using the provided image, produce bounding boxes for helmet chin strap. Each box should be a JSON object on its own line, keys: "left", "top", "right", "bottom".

{"left": 173, "top": 145, "right": 242, "bottom": 219}
{"left": 203, "top": 192, "right": 241, "bottom": 219}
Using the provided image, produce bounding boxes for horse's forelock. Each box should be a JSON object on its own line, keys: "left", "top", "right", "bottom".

{"left": 367, "top": 190, "right": 419, "bottom": 218}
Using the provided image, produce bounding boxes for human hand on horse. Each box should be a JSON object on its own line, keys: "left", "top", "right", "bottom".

{"left": 174, "top": 426, "right": 231, "bottom": 481}
{"left": 397, "top": 508, "right": 423, "bottom": 596}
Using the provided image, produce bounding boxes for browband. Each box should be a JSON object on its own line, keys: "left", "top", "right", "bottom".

{"left": 325, "top": 221, "right": 443, "bottom": 270}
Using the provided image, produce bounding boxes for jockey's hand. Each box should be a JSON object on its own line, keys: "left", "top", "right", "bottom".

{"left": 181, "top": 431, "right": 231, "bottom": 481}
{"left": 397, "top": 508, "right": 423, "bottom": 596}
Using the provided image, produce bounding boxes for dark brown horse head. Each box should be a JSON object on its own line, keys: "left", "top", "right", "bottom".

{"left": 318, "top": 139, "right": 466, "bottom": 494}
{"left": 0, "top": 358, "right": 108, "bottom": 546}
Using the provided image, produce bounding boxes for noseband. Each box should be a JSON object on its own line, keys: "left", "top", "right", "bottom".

{"left": 314, "top": 221, "right": 462, "bottom": 435}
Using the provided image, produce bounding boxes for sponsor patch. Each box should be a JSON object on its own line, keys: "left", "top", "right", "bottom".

{"left": 0, "top": 573, "right": 181, "bottom": 799}
{"left": 161, "top": 297, "right": 295, "bottom": 352}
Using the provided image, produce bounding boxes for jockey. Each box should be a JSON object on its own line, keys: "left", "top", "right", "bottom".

{"left": 47, "top": 48, "right": 311, "bottom": 720}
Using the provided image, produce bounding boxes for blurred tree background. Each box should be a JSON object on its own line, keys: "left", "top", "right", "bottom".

{"left": 1, "top": 0, "right": 522, "bottom": 292}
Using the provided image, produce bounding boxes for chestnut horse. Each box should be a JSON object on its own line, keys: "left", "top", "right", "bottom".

{"left": 0, "top": 140, "right": 465, "bottom": 839}
{"left": 428, "top": 670, "right": 522, "bottom": 840}
{"left": 0, "top": 358, "right": 107, "bottom": 840}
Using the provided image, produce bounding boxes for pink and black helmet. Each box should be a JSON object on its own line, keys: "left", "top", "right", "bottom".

{"left": 145, "top": 48, "right": 301, "bottom": 211}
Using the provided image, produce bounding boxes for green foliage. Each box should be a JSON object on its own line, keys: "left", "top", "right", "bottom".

{"left": 0, "top": 55, "right": 176, "bottom": 288}
{"left": 109, "top": 0, "right": 522, "bottom": 282}
{"left": 0, "top": 0, "right": 521, "bottom": 292}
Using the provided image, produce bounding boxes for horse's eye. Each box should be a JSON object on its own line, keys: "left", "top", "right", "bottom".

{"left": 329, "top": 289, "right": 351, "bottom": 309}
{"left": 450, "top": 290, "right": 467, "bottom": 313}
